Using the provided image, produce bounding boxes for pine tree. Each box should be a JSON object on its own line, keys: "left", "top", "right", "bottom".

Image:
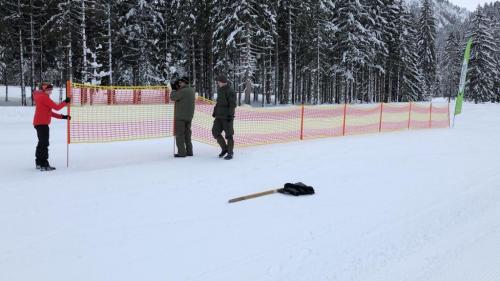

{"left": 368, "top": 0, "right": 394, "bottom": 103}
{"left": 313, "top": 0, "right": 336, "bottom": 104}
{"left": 333, "top": 0, "right": 379, "bottom": 103}
{"left": 398, "top": 1, "right": 424, "bottom": 102}
{"left": 214, "top": 0, "right": 276, "bottom": 105}
{"left": 1, "top": 0, "right": 28, "bottom": 105}
{"left": 491, "top": 5, "right": 500, "bottom": 102}
{"left": 116, "top": 0, "right": 165, "bottom": 85}
{"left": 442, "top": 32, "right": 461, "bottom": 99}
{"left": 418, "top": 0, "right": 437, "bottom": 100}
{"left": 0, "top": 5, "right": 14, "bottom": 102}
{"left": 45, "top": 0, "right": 81, "bottom": 82}
{"left": 467, "top": 8, "right": 498, "bottom": 103}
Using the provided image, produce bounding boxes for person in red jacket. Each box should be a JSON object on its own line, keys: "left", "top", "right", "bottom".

{"left": 33, "top": 83, "right": 71, "bottom": 171}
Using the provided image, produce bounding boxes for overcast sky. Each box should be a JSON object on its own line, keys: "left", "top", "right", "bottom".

{"left": 449, "top": 0, "right": 494, "bottom": 11}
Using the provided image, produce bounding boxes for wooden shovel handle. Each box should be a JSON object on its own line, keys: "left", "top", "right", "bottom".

{"left": 228, "top": 189, "right": 279, "bottom": 203}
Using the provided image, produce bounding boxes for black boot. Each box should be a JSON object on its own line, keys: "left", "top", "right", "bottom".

{"left": 224, "top": 153, "right": 233, "bottom": 160}
{"left": 40, "top": 163, "right": 56, "bottom": 171}
{"left": 216, "top": 136, "right": 227, "bottom": 158}
{"left": 174, "top": 154, "right": 186, "bottom": 158}
{"left": 218, "top": 149, "right": 228, "bottom": 158}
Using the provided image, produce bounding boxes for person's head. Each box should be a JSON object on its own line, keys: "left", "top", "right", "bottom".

{"left": 41, "top": 83, "right": 53, "bottom": 94}
{"left": 216, "top": 74, "right": 228, "bottom": 87}
{"left": 178, "top": 77, "right": 189, "bottom": 88}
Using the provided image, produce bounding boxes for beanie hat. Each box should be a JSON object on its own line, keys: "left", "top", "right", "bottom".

{"left": 178, "top": 77, "right": 189, "bottom": 84}
{"left": 41, "top": 82, "right": 53, "bottom": 90}
{"left": 216, "top": 74, "right": 228, "bottom": 83}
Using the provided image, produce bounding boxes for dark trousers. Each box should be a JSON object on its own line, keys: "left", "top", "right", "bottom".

{"left": 34, "top": 125, "right": 50, "bottom": 166}
{"left": 175, "top": 120, "right": 193, "bottom": 156}
{"left": 212, "top": 118, "right": 234, "bottom": 154}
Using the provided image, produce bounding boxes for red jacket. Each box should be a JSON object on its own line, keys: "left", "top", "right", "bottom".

{"left": 33, "top": 91, "right": 67, "bottom": 125}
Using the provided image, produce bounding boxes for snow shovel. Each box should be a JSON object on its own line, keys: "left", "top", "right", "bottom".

{"left": 228, "top": 182, "right": 315, "bottom": 203}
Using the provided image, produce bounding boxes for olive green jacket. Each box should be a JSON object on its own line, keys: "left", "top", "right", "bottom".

{"left": 170, "top": 85, "right": 196, "bottom": 121}
{"left": 213, "top": 85, "right": 236, "bottom": 118}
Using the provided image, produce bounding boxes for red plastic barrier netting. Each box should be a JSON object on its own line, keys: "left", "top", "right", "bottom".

{"left": 68, "top": 82, "right": 449, "bottom": 147}
{"left": 408, "top": 102, "right": 449, "bottom": 130}
{"left": 345, "top": 104, "right": 381, "bottom": 135}
{"left": 430, "top": 104, "right": 450, "bottom": 128}
{"left": 302, "top": 105, "right": 345, "bottom": 139}
{"left": 192, "top": 105, "right": 303, "bottom": 147}
{"left": 69, "top": 84, "right": 174, "bottom": 143}
{"left": 381, "top": 103, "right": 411, "bottom": 132}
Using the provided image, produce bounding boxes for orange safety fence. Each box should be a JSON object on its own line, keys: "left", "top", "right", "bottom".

{"left": 67, "top": 83, "right": 450, "bottom": 148}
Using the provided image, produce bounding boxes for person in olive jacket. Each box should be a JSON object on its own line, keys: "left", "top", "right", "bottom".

{"left": 170, "top": 77, "right": 196, "bottom": 157}
{"left": 212, "top": 75, "right": 236, "bottom": 160}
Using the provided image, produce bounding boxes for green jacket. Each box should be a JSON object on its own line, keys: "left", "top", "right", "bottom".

{"left": 170, "top": 85, "right": 196, "bottom": 121}
{"left": 213, "top": 85, "right": 236, "bottom": 118}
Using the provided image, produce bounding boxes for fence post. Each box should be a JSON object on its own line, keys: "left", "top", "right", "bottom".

{"left": 379, "top": 103, "right": 384, "bottom": 133}
{"left": 408, "top": 102, "right": 412, "bottom": 130}
{"left": 300, "top": 104, "right": 305, "bottom": 140}
{"left": 81, "top": 87, "right": 87, "bottom": 105}
{"left": 66, "top": 80, "right": 72, "bottom": 167}
{"left": 342, "top": 103, "right": 347, "bottom": 136}
{"left": 447, "top": 100, "right": 451, "bottom": 128}
{"left": 89, "top": 88, "right": 94, "bottom": 105}
{"left": 173, "top": 103, "right": 176, "bottom": 156}
{"left": 165, "top": 88, "right": 170, "bottom": 104}
{"left": 429, "top": 102, "right": 433, "bottom": 128}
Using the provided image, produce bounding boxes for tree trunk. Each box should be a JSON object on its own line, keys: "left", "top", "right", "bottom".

{"left": 293, "top": 44, "right": 297, "bottom": 104}
{"left": 4, "top": 68, "right": 8, "bottom": 102}
{"left": 199, "top": 43, "right": 204, "bottom": 96}
{"left": 316, "top": 28, "right": 321, "bottom": 105}
{"left": 39, "top": 26, "right": 43, "bottom": 83}
{"left": 288, "top": 7, "right": 293, "bottom": 104}
{"left": 59, "top": 65, "right": 64, "bottom": 102}
{"left": 274, "top": 38, "right": 278, "bottom": 105}
{"left": 244, "top": 27, "right": 251, "bottom": 105}
{"left": 208, "top": 22, "right": 214, "bottom": 100}
{"left": 19, "top": 29, "right": 26, "bottom": 106}
{"left": 30, "top": 0, "right": 35, "bottom": 105}
{"left": 107, "top": 2, "right": 113, "bottom": 85}
{"left": 261, "top": 57, "right": 265, "bottom": 107}
{"left": 191, "top": 37, "right": 196, "bottom": 87}
{"left": 81, "top": 0, "right": 88, "bottom": 82}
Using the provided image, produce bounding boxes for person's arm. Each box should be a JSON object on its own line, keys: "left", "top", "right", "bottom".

{"left": 41, "top": 94, "right": 67, "bottom": 111}
{"left": 170, "top": 90, "right": 182, "bottom": 101}
{"left": 52, "top": 112, "right": 70, "bottom": 119}
{"left": 227, "top": 89, "right": 237, "bottom": 116}
{"left": 51, "top": 112, "right": 63, "bottom": 119}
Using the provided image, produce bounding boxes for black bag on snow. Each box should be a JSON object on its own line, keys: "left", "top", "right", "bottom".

{"left": 277, "top": 182, "right": 315, "bottom": 196}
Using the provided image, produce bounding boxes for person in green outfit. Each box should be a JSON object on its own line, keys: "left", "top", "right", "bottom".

{"left": 170, "top": 77, "right": 196, "bottom": 157}
{"left": 212, "top": 74, "right": 236, "bottom": 160}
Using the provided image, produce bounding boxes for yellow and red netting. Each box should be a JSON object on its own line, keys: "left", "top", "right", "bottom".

{"left": 66, "top": 82, "right": 450, "bottom": 148}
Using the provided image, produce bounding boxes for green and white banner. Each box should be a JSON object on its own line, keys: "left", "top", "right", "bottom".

{"left": 454, "top": 38, "right": 473, "bottom": 116}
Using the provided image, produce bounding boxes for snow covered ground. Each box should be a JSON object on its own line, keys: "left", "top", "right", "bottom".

{"left": 1, "top": 99, "right": 500, "bottom": 281}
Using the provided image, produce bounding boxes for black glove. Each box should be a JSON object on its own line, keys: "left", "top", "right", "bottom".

{"left": 64, "top": 97, "right": 71, "bottom": 103}
{"left": 61, "top": 115, "right": 71, "bottom": 120}
{"left": 227, "top": 115, "right": 234, "bottom": 121}
{"left": 171, "top": 80, "right": 180, "bottom": 91}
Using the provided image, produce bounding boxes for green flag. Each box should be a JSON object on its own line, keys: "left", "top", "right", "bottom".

{"left": 454, "top": 38, "right": 473, "bottom": 116}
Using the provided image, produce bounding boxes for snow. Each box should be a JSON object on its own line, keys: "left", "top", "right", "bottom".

{"left": 1, "top": 96, "right": 500, "bottom": 280}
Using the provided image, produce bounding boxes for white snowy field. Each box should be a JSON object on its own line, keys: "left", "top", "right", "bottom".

{"left": 1, "top": 102, "right": 500, "bottom": 281}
